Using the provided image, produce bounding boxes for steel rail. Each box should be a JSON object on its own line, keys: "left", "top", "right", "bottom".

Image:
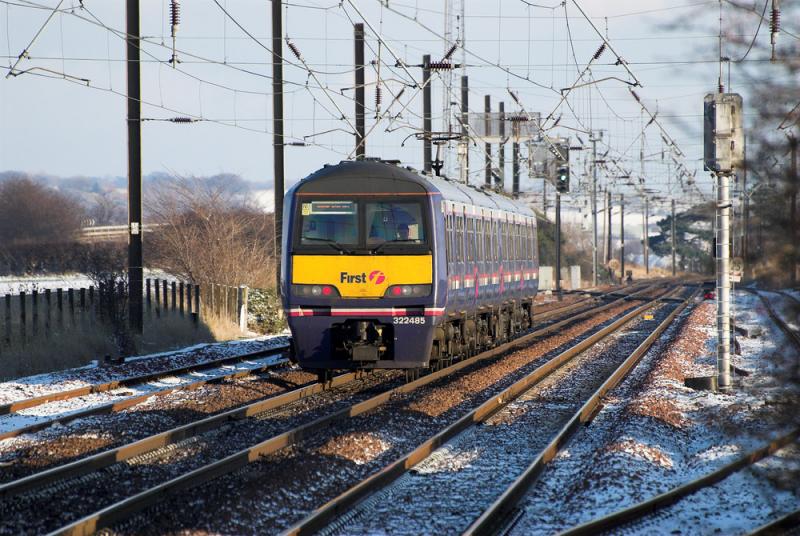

{"left": 0, "top": 371, "right": 357, "bottom": 501}
{"left": 749, "top": 508, "right": 800, "bottom": 535}
{"left": 0, "top": 289, "right": 615, "bottom": 442}
{"left": 0, "top": 343, "right": 291, "bottom": 416}
{"left": 47, "top": 286, "right": 675, "bottom": 536}
{"left": 0, "top": 345, "right": 290, "bottom": 441}
{"left": 0, "top": 283, "right": 643, "bottom": 419}
{"left": 751, "top": 290, "right": 800, "bottom": 350}
{"left": 557, "top": 429, "right": 800, "bottom": 536}
{"left": 464, "top": 288, "right": 699, "bottom": 535}
{"left": 2, "top": 286, "right": 660, "bottom": 503}
{"left": 281, "top": 292, "right": 681, "bottom": 536}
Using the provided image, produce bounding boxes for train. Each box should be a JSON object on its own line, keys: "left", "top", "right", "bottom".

{"left": 280, "top": 159, "right": 539, "bottom": 373}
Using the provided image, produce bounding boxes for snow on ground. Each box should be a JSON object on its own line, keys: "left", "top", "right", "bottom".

{"left": 760, "top": 289, "right": 800, "bottom": 332}
{"left": 0, "top": 334, "right": 289, "bottom": 410}
{"left": 0, "top": 274, "right": 93, "bottom": 295}
{"left": 0, "top": 346, "right": 286, "bottom": 435}
{"left": 510, "top": 290, "right": 799, "bottom": 535}
{"left": 0, "top": 270, "right": 179, "bottom": 295}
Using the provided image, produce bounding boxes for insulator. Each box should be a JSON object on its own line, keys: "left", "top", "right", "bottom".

{"left": 630, "top": 89, "right": 641, "bottom": 103}
{"left": 170, "top": 1, "right": 180, "bottom": 35}
{"left": 170, "top": 117, "right": 194, "bottom": 123}
{"left": 507, "top": 114, "right": 529, "bottom": 122}
{"left": 592, "top": 43, "right": 606, "bottom": 60}
{"left": 286, "top": 40, "right": 302, "bottom": 61}
{"left": 375, "top": 85, "right": 382, "bottom": 109}
{"left": 428, "top": 61, "right": 453, "bottom": 71}
{"left": 442, "top": 42, "right": 458, "bottom": 61}
{"left": 770, "top": 7, "right": 780, "bottom": 34}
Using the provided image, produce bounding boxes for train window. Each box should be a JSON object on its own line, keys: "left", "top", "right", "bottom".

{"left": 469, "top": 217, "right": 476, "bottom": 262}
{"left": 457, "top": 215, "right": 464, "bottom": 262}
{"left": 482, "top": 218, "right": 489, "bottom": 263}
{"left": 365, "top": 201, "right": 426, "bottom": 247}
{"left": 299, "top": 200, "right": 359, "bottom": 245}
{"left": 445, "top": 214, "right": 452, "bottom": 264}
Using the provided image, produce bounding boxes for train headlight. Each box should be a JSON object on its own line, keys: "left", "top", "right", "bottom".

{"left": 384, "top": 284, "right": 431, "bottom": 298}
{"left": 292, "top": 284, "right": 340, "bottom": 297}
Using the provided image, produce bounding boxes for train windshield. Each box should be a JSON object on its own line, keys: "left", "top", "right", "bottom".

{"left": 296, "top": 198, "right": 428, "bottom": 253}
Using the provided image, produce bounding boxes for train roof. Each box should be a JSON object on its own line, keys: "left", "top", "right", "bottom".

{"left": 293, "top": 160, "right": 535, "bottom": 218}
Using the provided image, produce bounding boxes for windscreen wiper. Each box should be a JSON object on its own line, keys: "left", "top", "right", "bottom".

{"left": 370, "top": 239, "right": 417, "bottom": 254}
{"left": 301, "top": 236, "right": 353, "bottom": 254}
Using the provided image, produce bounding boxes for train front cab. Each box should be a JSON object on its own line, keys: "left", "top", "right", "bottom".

{"left": 281, "top": 164, "right": 444, "bottom": 370}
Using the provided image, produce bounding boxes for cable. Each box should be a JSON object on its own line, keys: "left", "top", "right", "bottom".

{"left": 735, "top": 0, "right": 769, "bottom": 61}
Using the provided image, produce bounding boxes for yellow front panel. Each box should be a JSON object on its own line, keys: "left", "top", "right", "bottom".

{"left": 292, "top": 255, "right": 433, "bottom": 298}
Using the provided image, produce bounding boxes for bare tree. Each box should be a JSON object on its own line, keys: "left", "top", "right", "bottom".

{"left": 87, "top": 191, "right": 123, "bottom": 226}
{"left": 0, "top": 175, "right": 84, "bottom": 246}
{"left": 147, "top": 175, "right": 276, "bottom": 288}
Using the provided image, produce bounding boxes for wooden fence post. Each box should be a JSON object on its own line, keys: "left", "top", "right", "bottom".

{"left": 187, "top": 284, "right": 193, "bottom": 315}
{"left": 179, "top": 282, "right": 184, "bottom": 315}
{"left": 44, "top": 289, "right": 52, "bottom": 338}
{"left": 237, "top": 286, "right": 248, "bottom": 332}
{"left": 193, "top": 284, "right": 201, "bottom": 325}
{"left": 222, "top": 285, "right": 228, "bottom": 323}
{"left": 79, "top": 288, "right": 86, "bottom": 331}
{"left": 31, "top": 290, "right": 39, "bottom": 337}
{"left": 68, "top": 288, "right": 75, "bottom": 327}
{"left": 88, "top": 286, "right": 95, "bottom": 326}
{"left": 210, "top": 284, "right": 216, "bottom": 318}
{"left": 57, "top": 288, "right": 63, "bottom": 328}
{"left": 19, "top": 291, "right": 26, "bottom": 344}
{"left": 171, "top": 282, "right": 177, "bottom": 312}
{"left": 3, "top": 294, "right": 10, "bottom": 346}
{"left": 146, "top": 279, "right": 151, "bottom": 308}
{"left": 162, "top": 280, "right": 168, "bottom": 312}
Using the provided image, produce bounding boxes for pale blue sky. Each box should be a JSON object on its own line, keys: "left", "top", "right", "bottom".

{"left": 0, "top": 0, "right": 776, "bottom": 216}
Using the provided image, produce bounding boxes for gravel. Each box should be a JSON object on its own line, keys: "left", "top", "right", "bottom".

{"left": 107, "top": 299, "right": 644, "bottom": 535}
{"left": 0, "top": 370, "right": 402, "bottom": 535}
{"left": 0, "top": 367, "right": 317, "bottom": 482}
{"left": 333, "top": 304, "right": 677, "bottom": 535}
{"left": 0, "top": 334, "right": 290, "bottom": 406}
{"left": 508, "top": 290, "right": 800, "bottom": 535}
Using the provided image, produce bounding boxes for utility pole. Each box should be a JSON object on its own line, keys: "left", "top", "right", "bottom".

{"left": 790, "top": 135, "right": 798, "bottom": 284}
{"left": 498, "top": 101, "right": 505, "bottom": 190}
{"left": 590, "top": 133, "right": 598, "bottom": 286}
{"left": 671, "top": 198, "right": 677, "bottom": 276}
{"left": 422, "top": 55, "right": 432, "bottom": 173}
{"left": 484, "top": 95, "right": 491, "bottom": 187}
{"left": 602, "top": 188, "right": 608, "bottom": 264}
{"left": 512, "top": 141, "right": 520, "bottom": 198}
{"left": 460, "top": 75, "right": 469, "bottom": 183}
{"left": 542, "top": 181, "right": 547, "bottom": 215}
{"left": 643, "top": 197, "right": 649, "bottom": 275}
{"left": 606, "top": 190, "right": 612, "bottom": 265}
{"left": 126, "top": 0, "right": 143, "bottom": 334}
{"left": 620, "top": 193, "right": 625, "bottom": 283}
{"left": 271, "top": 0, "right": 285, "bottom": 290}
{"left": 354, "top": 23, "right": 365, "bottom": 158}
{"left": 716, "top": 171, "right": 732, "bottom": 388}
{"left": 555, "top": 192, "right": 562, "bottom": 300}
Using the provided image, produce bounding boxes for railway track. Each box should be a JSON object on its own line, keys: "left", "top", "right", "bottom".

{"left": 0, "top": 283, "right": 636, "bottom": 444}
{"left": 0, "top": 283, "right": 676, "bottom": 535}
{"left": 751, "top": 289, "right": 800, "bottom": 348}
{"left": 0, "top": 341, "right": 290, "bottom": 420}
{"left": 282, "top": 286, "right": 695, "bottom": 535}
{"left": 0, "top": 283, "right": 649, "bottom": 473}
{"left": 556, "top": 429, "right": 799, "bottom": 536}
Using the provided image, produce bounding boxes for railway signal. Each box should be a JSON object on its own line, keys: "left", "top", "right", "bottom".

{"left": 556, "top": 164, "right": 569, "bottom": 193}
{"left": 704, "top": 92, "right": 744, "bottom": 391}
